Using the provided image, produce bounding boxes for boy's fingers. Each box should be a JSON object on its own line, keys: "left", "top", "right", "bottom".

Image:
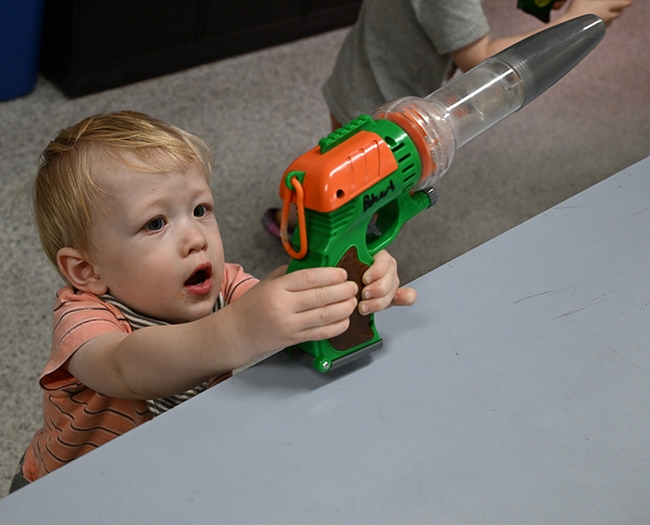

{"left": 392, "top": 287, "right": 418, "bottom": 307}
{"left": 281, "top": 267, "right": 348, "bottom": 291}
{"left": 299, "top": 317, "right": 352, "bottom": 342}
{"left": 296, "top": 281, "right": 358, "bottom": 312}
{"left": 358, "top": 290, "right": 393, "bottom": 315}
{"left": 359, "top": 286, "right": 417, "bottom": 315}
{"left": 308, "top": 296, "right": 358, "bottom": 326}
{"left": 362, "top": 269, "right": 398, "bottom": 300}
{"left": 271, "top": 267, "right": 357, "bottom": 312}
{"left": 362, "top": 250, "right": 393, "bottom": 285}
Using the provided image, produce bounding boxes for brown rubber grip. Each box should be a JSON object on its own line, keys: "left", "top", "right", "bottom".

{"left": 328, "top": 246, "right": 376, "bottom": 350}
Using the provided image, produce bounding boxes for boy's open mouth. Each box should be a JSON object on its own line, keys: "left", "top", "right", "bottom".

{"left": 185, "top": 264, "right": 212, "bottom": 287}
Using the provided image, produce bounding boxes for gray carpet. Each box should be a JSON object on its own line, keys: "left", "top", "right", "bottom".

{"left": 1, "top": 0, "right": 648, "bottom": 497}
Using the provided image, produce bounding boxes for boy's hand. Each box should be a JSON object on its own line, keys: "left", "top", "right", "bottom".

{"left": 228, "top": 265, "right": 359, "bottom": 357}
{"left": 358, "top": 250, "right": 417, "bottom": 316}
{"left": 226, "top": 252, "right": 415, "bottom": 366}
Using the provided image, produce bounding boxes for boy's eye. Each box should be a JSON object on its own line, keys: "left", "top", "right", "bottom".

{"left": 146, "top": 217, "right": 165, "bottom": 231}
{"left": 194, "top": 205, "right": 208, "bottom": 218}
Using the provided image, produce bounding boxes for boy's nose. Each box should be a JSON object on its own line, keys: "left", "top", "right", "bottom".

{"left": 181, "top": 222, "right": 208, "bottom": 254}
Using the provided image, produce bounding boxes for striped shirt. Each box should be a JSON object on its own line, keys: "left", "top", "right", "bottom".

{"left": 21, "top": 263, "right": 257, "bottom": 483}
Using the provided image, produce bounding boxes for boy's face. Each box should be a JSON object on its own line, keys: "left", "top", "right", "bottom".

{"left": 86, "top": 156, "right": 225, "bottom": 323}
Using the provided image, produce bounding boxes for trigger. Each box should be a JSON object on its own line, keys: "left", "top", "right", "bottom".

{"left": 366, "top": 214, "right": 382, "bottom": 237}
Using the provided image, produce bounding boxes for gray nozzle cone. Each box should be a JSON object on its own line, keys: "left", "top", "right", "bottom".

{"left": 496, "top": 14, "right": 606, "bottom": 107}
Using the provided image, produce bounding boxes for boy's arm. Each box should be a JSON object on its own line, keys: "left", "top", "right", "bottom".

{"left": 67, "top": 266, "right": 358, "bottom": 400}
{"left": 450, "top": 0, "right": 631, "bottom": 73}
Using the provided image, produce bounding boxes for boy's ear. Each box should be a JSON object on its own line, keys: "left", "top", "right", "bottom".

{"left": 57, "top": 247, "right": 108, "bottom": 295}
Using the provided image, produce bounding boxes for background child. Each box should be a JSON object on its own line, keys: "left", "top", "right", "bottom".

{"left": 10, "top": 110, "right": 416, "bottom": 492}
{"left": 263, "top": 0, "right": 631, "bottom": 237}
{"left": 322, "top": 0, "right": 632, "bottom": 127}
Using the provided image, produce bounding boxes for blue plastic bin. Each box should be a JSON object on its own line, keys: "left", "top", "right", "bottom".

{"left": 0, "top": 0, "right": 45, "bottom": 101}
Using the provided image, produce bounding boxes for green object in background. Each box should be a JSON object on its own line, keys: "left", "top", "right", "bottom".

{"left": 517, "top": 0, "right": 555, "bottom": 22}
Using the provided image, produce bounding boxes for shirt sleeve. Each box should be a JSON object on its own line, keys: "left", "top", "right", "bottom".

{"left": 221, "top": 263, "right": 259, "bottom": 304}
{"left": 40, "top": 287, "right": 132, "bottom": 391}
{"left": 413, "top": 0, "right": 490, "bottom": 55}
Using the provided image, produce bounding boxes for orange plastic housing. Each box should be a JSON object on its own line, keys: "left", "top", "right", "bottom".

{"left": 280, "top": 130, "right": 398, "bottom": 213}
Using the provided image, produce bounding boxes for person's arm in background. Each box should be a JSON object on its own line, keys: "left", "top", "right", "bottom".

{"left": 451, "top": 0, "right": 631, "bottom": 72}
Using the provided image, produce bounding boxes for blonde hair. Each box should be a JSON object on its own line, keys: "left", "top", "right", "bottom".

{"left": 33, "top": 110, "right": 214, "bottom": 269}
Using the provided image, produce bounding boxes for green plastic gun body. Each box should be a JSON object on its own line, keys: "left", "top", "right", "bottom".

{"left": 279, "top": 16, "right": 605, "bottom": 372}
{"left": 280, "top": 115, "right": 435, "bottom": 372}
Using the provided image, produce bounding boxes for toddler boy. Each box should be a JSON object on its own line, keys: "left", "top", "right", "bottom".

{"left": 11, "top": 111, "right": 416, "bottom": 491}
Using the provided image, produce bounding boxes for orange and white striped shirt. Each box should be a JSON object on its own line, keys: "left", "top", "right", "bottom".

{"left": 21, "top": 263, "right": 257, "bottom": 482}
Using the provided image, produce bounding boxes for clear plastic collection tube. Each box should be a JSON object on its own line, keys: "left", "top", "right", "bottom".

{"left": 372, "top": 15, "right": 606, "bottom": 189}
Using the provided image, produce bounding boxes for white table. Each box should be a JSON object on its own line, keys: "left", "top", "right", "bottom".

{"left": 2, "top": 157, "right": 649, "bottom": 524}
